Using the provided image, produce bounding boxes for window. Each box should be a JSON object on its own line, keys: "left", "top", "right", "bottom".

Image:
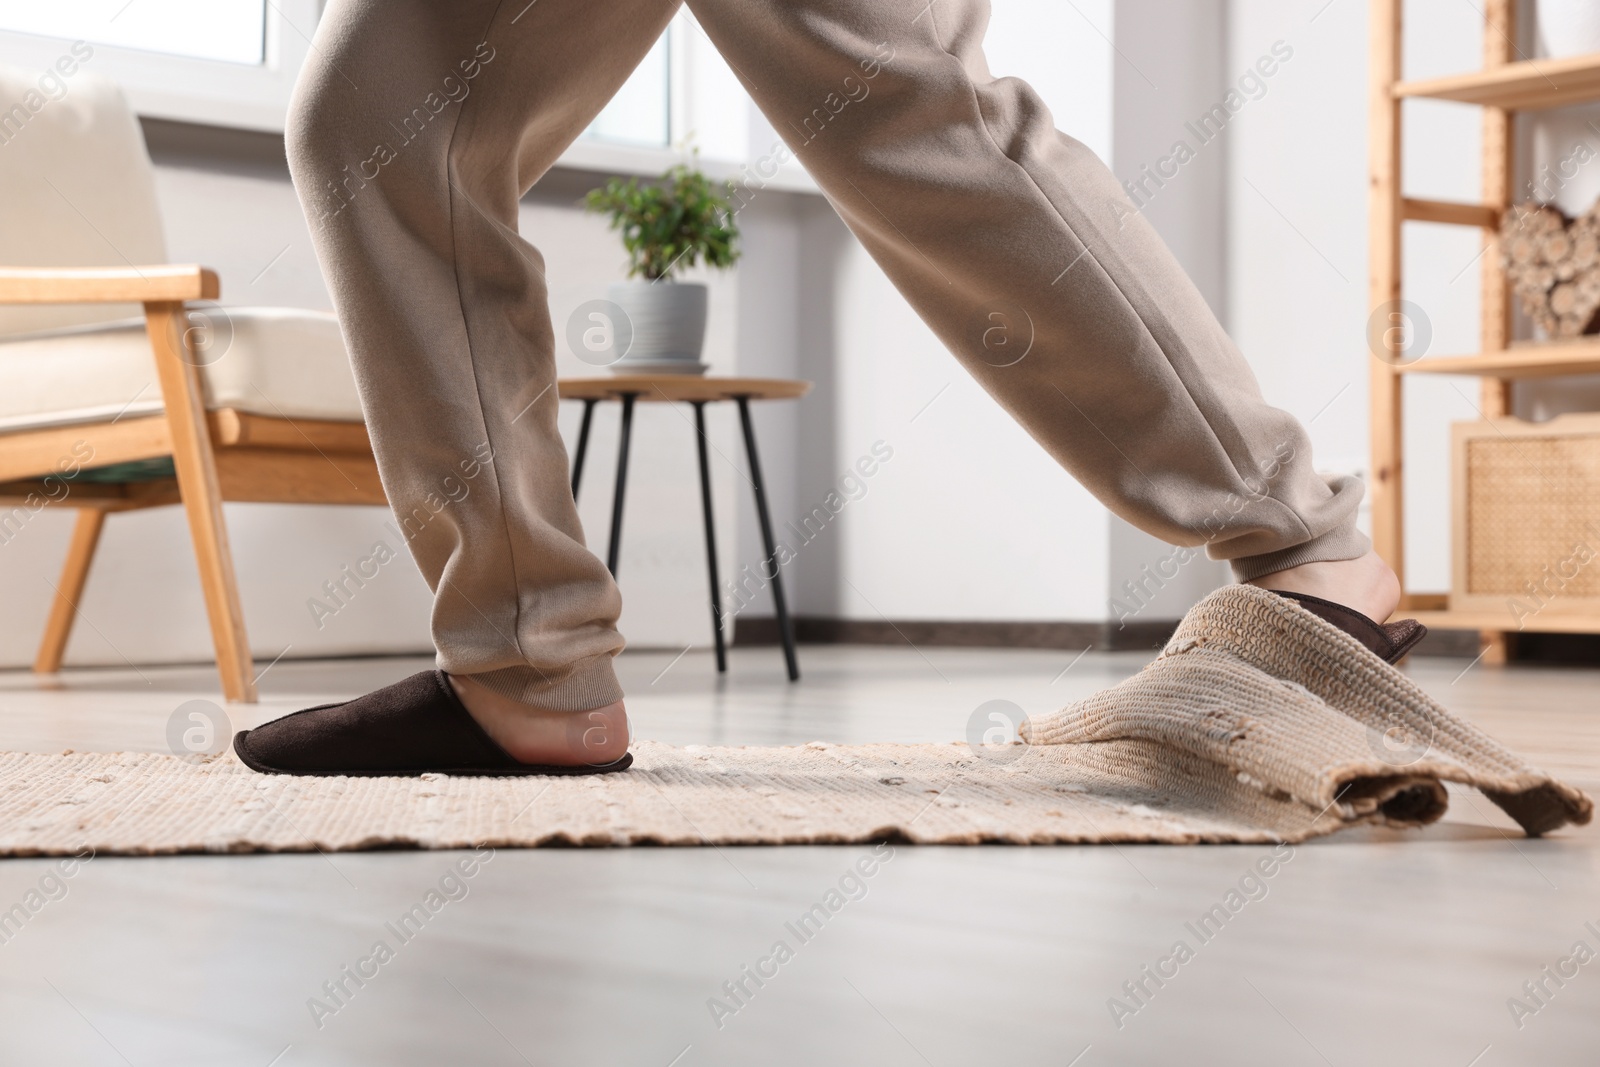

{"left": 0, "top": 1, "right": 267, "bottom": 66}
{"left": 0, "top": 0, "right": 315, "bottom": 131}
{"left": 584, "top": 33, "right": 670, "bottom": 149}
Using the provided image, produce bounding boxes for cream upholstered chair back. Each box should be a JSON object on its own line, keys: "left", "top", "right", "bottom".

{"left": 0, "top": 63, "right": 167, "bottom": 338}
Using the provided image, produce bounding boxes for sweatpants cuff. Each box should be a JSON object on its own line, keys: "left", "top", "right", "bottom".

{"left": 1228, "top": 525, "right": 1372, "bottom": 583}
{"left": 464, "top": 653, "right": 624, "bottom": 712}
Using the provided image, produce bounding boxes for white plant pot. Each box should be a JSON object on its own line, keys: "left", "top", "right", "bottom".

{"left": 606, "top": 280, "right": 708, "bottom": 374}
{"left": 1537, "top": 0, "right": 1600, "bottom": 58}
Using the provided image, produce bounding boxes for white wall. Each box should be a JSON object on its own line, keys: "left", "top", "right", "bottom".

{"left": 1224, "top": 0, "right": 1600, "bottom": 597}
{"left": 1106, "top": 0, "right": 1233, "bottom": 623}
{"left": 737, "top": 0, "right": 1122, "bottom": 627}
{"left": 1224, "top": 0, "right": 1395, "bottom": 558}
{"left": 989, "top": 0, "right": 1115, "bottom": 164}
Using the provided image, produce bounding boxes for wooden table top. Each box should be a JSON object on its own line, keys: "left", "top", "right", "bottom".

{"left": 557, "top": 375, "right": 811, "bottom": 402}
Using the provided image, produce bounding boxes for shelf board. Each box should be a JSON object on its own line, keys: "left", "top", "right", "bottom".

{"left": 1394, "top": 51, "right": 1600, "bottom": 110}
{"left": 1399, "top": 341, "right": 1600, "bottom": 378}
{"left": 1409, "top": 609, "right": 1600, "bottom": 635}
{"left": 1401, "top": 197, "right": 1498, "bottom": 228}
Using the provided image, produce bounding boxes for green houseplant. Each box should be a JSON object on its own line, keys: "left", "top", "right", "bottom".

{"left": 585, "top": 162, "right": 740, "bottom": 373}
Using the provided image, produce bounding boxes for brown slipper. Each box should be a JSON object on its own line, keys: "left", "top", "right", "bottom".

{"left": 232, "top": 670, "right": 633, "bottom": 777}
{"left": 1268, "top": 590, "right": 1427, "bottom": 665}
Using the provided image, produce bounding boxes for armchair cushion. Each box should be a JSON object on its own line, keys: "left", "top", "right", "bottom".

{"left": 0, "top": 307, "right": 365, "bottom": 432}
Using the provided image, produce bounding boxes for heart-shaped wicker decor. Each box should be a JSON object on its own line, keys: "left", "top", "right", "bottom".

{"left": 1501, "top": 202, "right": 1600, "bottom": 338}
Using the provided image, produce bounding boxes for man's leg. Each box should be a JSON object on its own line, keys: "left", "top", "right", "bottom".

{"left": 688, "top": 0, "right": 1396, "bottom": 620}
{"left": 285, "top": 0, "right": 681, "bottom": 763}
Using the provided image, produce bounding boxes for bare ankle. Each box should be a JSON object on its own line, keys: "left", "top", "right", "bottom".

{"left": 1245, "top": 550, "right": 1401, "bottom": 623}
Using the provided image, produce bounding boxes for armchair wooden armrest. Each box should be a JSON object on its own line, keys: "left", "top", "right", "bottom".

{"left": 0, "top": 265, "right": 219, "bottom": 304}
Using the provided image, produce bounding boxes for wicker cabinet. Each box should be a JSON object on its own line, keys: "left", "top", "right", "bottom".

{"left": 1451, "top": 414, "right": 1600, "bottom": 622}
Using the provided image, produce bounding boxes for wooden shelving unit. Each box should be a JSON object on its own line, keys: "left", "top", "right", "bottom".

{"left": 1370, "top": 0, "right": 1600, "bottom": 657}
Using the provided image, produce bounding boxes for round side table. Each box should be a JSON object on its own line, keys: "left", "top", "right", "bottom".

{"left": 558, "top": 375, "right": 812, "bottom": 681}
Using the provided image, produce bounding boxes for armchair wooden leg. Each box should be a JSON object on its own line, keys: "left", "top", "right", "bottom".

{"left": 33, "top": 508, "right": 108, "bottom": 675}
{"left": 145, "top": 301, "right": 258, "bottom": 703}
{"left": 182, "top": 496, "right": 257, "bottom": 703}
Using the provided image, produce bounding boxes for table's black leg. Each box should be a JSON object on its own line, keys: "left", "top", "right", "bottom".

{"left": 736, "top": 396, "right": 799, "bottom": 681}
{"left": 692, "top": 401, "right": 727, "bottom": 673}
{"left": 606, "top": 393, "right": 637, "bottom": 577}
{"left": 570, "top": 398, "right": 598, "bottom": 501}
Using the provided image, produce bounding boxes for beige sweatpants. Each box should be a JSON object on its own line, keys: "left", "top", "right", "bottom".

{"left": 288, "top": 0, "right": 1368, "bottom": 712}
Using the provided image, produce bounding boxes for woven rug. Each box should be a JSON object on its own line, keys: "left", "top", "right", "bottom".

{"left": 0, "top": 587, "right": 1588, "bottom": 855}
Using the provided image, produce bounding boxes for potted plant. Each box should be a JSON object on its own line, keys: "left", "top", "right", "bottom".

{"left": 584, "top": 160, "right": 740, "bottom": 374}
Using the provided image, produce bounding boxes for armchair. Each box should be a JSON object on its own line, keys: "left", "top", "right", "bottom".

{"left": 0, "top": 66, "right": 383, "bottom": 702}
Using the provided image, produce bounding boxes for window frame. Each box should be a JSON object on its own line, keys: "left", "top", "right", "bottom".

{"left": 0, "top": 3, "right": 817, "bottom": 190}
{"left": 0, "top": 0, "right": 314, "bottom": 133}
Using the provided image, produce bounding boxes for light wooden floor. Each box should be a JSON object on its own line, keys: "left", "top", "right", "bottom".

{"left": 0, "top": 646, "right": 1595, "bottom": 1066}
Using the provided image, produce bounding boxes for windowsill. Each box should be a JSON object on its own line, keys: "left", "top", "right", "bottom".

{"left": 556, "top": 139, "right": 819, "bottom": 195}
{"left": 138, "top": 116, "right": 821, "bottom": 197}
